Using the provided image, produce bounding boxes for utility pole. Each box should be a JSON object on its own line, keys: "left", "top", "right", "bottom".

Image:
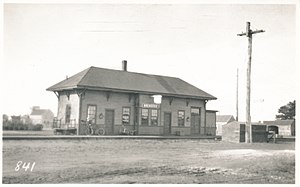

{"left": 236, "top": 68, "right": 239, "bottom": 122}
{"left": 237, "top": 22, "right": 265, "bottom": 143}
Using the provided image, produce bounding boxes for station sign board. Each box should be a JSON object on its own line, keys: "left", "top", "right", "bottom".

{"left": 142, "top": 104, "right": 160, "bottom": 109}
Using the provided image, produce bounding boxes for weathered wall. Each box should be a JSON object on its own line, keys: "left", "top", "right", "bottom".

{"left": 251, "top": 125, "right": 267, "bottom": 142}
{"left": 57, "top": 91, "right": 80, "bottom": 129}
{"left": 57, "top": 89, "right": 214, "bottom": 136}
{"left": 81, "top": 91, "right": 135, "bottom": 125}
{"left": 278, "top": 125, "right": 292, "bottom": 136}
{"left": 206, "top": 111, "right": 216, "bottom": 136}
{"left": 222, "top": 121, "right": 241, "bottom": 143}
{"left": 80, "top": 90, "right": 135, "bottom": 134}
{"left": 216, "top": 116, "right": 235, "bottom": 136}
{"left": 223, "top": 122, "right": 267, "bottom": 143}
{"left": 138, "top": 126, "right": 164, "bottom": 135}
{"left": 160, "top": 96, "right": 206, "bottom": 135}
{"left": 216, "top": 122, "right": 224, "bottom": 136}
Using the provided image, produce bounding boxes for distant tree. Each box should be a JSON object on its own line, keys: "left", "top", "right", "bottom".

{"left": 276, "top": 100, "right": 295, "bottom": 120}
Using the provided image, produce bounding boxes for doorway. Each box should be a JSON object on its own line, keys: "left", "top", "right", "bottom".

{"left": 191, "top": 107, "right": 201, "bottom": 135}
{"left": 105, "top": 109, "right": 114, "bottom": 135}
{"left": 164, "top": 112, "right": 171, "bottom": 135}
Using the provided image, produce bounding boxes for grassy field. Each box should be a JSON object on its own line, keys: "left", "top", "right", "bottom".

{"left": 2, "top": 130, "right": 54, "bottom": 136}
{"left": 2, "top": 139, "right": 295, "bottom": 184}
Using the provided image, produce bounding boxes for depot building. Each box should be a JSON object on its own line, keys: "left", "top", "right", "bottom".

{"left": 47, "top": 61, "right": 217, "bottom": 136}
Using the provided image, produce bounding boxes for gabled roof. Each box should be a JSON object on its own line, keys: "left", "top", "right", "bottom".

{"left": 216, "top": 115, "right": 235, "bottom": 123}
{"left": 240, "top": 122, "right": 264, "bottom": 125}
{"left": 263, "top": 120, "right": 295, "bottom": 126}
{"left": 30, "top": 109, "right": 52, "bottom": 116}
{"left": 47, "top": 66, "right": 217, "bottom": 100}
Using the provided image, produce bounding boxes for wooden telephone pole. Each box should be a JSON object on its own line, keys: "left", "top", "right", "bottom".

{"left": 236, "top": 68, "right": 239, "bottom": 122}
{"left": 237, "top": 22, "right": 265, "bottom": 143}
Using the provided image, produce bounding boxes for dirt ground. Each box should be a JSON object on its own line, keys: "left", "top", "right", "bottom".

{"left": 2, "top": 139, "right": 295, "bottom": 184}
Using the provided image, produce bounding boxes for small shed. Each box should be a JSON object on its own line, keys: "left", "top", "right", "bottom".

{"left": 216, "top": 115, "right": 235, "bottom": 136}
{"left": 264, "top": 120, "right": 295, "bottom": 136}
{"left": 222, "top": 121, "right": 267, "bottom": 143}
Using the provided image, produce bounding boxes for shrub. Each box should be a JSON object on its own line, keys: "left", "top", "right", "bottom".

{"left": 27, "top": 124, "right": 34, "bottom": 130}
{"left": 3, "top": 125, "right": 9, "bottom": 130}
{"left": 34, "top": 124, "right": 43, "bottom": 131}
{"left": 3, "top": 122, "right": 43, "bottom": 131}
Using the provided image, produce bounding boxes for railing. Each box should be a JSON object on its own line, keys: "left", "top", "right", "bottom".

{"left": 52, "top": 119, "right": 61, "bottom": 128}
{"left": 52, "top": 119, "right": 76, "bottom": 129}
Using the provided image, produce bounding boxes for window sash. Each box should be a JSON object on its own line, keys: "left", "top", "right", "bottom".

{"left": 150, "top": 109, "right": 158, "bottom": 126}
{"left": 87, "top": 105, "right": 96, "bottom": 124}
{"left": 178, "top": 110, "right": 185, "bottom": 127}
{"left": 141, "top": 109, "right": 149, "bottom": 126}
{"left": 65, "top": 105, "right": 71, "bottom": 124}
{"left": 122, "top": 107, "right": 131, "bottom": 125}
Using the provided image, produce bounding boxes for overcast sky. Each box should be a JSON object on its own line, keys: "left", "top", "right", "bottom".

{"left": 2, "top": 2, "right": 296, "bottom": 122}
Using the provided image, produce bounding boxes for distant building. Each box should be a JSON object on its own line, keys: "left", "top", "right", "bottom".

{"left": 263, "top": 120, "right": 295, "bottom": 136}
{"left": 2, "top": 114, "right": 9, "bottom": 125}
{"left": 222, "top": 121, "right": 268, "bottom": 143}
{"left": 216, "top": 115, "right": 235, "bottom": 136}
{"left": 21, "top": 115, "right": 32, "bottom": 124}
{"left": 30, "top": 106, "right": 54, "bottom": 129}
{"left": 11, "top": 115, "right": 21, "bottom": 124}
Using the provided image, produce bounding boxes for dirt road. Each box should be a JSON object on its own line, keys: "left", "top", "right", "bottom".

{"left": 2, "top": 139, "right": 295, "bottom": 184}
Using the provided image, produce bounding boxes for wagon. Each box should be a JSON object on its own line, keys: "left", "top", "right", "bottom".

{"left": 52, "top": 119, "right": 77, "bottom": 135}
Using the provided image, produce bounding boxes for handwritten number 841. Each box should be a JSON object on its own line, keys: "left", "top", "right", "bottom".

{"left": 15, "top": 161, "right": 36, "bottom": 172}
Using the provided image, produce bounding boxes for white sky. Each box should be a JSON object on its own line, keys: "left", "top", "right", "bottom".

{"left": 1, "top": 1, "right": 297, "bottom": 122}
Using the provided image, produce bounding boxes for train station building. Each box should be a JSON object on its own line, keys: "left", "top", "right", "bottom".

{"left": 47, "top": 61, "right": 217, "bottom": 136}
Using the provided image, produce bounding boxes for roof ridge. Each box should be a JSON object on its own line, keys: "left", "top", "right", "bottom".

{"left": 89, "top": 66, "right": 179, "bottom": 79}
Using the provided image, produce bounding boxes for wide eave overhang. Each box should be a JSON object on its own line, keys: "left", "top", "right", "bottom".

{"left": 47, "top": 85, "right": 217, "bottom": 101}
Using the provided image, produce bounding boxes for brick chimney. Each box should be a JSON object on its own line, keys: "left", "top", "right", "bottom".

{"left": 122, "top": 60, "right": 127, "bottom": 71}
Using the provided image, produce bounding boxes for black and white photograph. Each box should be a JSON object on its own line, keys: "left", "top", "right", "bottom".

{"left": 1, "top": 0, "right": 298, "bottom": 184}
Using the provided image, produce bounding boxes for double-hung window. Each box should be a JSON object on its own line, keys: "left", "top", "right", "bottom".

{"left": 65, "top": 105, "right": 71, "bottom": 124}
{"left": 87, "top": 105, "right": 97, "bottom": 124}
{"left": 150, "top": 109, "right": 158, "bottom": 126}
{"left": 122, "top": 107, "right": 130, "bottom": 125}
{"left": 141, "top": 109, "right": 149, "bottom": 126}
{"left": 178, "top": 110, "right": 185, "bottom": 127}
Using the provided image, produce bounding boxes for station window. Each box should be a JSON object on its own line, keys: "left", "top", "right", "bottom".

{"left": 65, "top": 104, "right": 71, "bottom": 124}
{"left": 122, "top": 107, "right": 130, "bottom": 125}
{"left": 178, "top": 110, "right": 185, "bottom": 127}
{"left": 87, "top": 105, "right": 97, "bottom": 124}
{"left": 141, "top": 109, "right": 149, "bottom": 126}
{"left": 150, "top": 109, "right": 158, "bottom": 126}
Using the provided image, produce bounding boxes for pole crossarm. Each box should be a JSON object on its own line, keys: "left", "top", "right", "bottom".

{"left": 251, "top": 29, "right": 265, "bottom": 34}
{"left": 237, "top": 32, "right": 246, "bottom": 36}
{"left": 237, "top": 29, "right": 265, "bottom": 36}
